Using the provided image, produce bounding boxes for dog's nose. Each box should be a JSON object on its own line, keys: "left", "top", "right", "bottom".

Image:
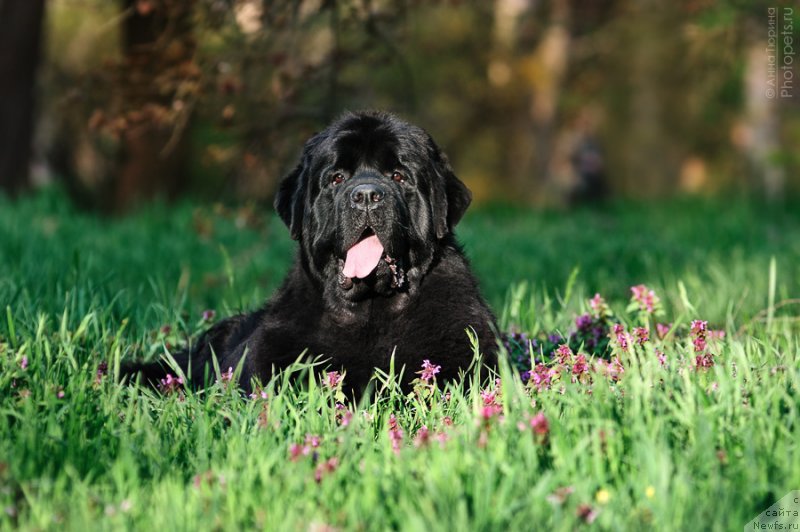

{"left": 350, "top": 183, "right": 385, "bottom": 209}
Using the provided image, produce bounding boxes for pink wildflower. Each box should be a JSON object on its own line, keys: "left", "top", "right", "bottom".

{"left": 695, "top": 353, "right": 714, "bottom": 370}
{"left": 481, "top": 388, "right": 500, "bottom": 407}
{"left": 249, "top": 388, "right": 268, "bottom": 400}
{"left": 289, "top": 443, "right": 304, "bottom": 462}
{"left": 202, "top": 309, "right": 216, "bottom": 322}
{"left": 599, "top": 357, "right": 625, "bottom": 382}
{"left": 159, "top": 373, "right": 184, "bottom": 395}
{"left": 693, "top": 336, "right": 707, "bottom": 352}
{"left": 480, "top": 404, "right": 503, "bottom": 421}
{"left": 572, "top": 355, "right": 588, "bottom": 377}
{"left": 20, "top": 356, "right": 28, "bottom": 370}
{"left": 690, "top": 320, "right": 708, "bottom": 336}
{"left": 324, "top": 371, "right": 342, "bottom": 389}
{"left": 417, "top": 360, "right": 441, "bottom": 383}
{"left": 314, "top": 457, "right": 339, "bottom": 483}
{"left": 691, "top": 319, "right": 714, "bottom": 370}
{"left": 656, "top": 323, "right": 672, "bottom": 340}
{"left": 589, "top": 293, "right": 609, "bottom": 317}
{"left": 631, "top": 284, "right": 660, "bottom": 313}
{"left": 335, "top": 403, "right": 353, "bottom": 427}
{"left": 709, "top": 329, "right": 726, "bottom": 340}
{"left": 555, "top": 344, "right": 573, "bottom": 364}
{"left": 576, "top": 503, "right": 599, "bottom": 524}
{"left": 634, "top": 327, "right": 649, "bottom": 345}
{"left": 219, "top": 366, "right": 234, "bottom": 383}
{"left": 530, "top": 412, "right": 550, "bottom": 437}
{"left": 305, "top": 434, "right": 321, "bottom": 449}
{"left": 529, "top": 364, "right": 553, "bottom": 391}
{"left": 413, "top": 426, "right": 431, "bottom": 448}
{"left": 388, "top": 414, "right": 404, "bottom": 454}
{"left": 616, "top": 334, "right": 628, "bottom": 350}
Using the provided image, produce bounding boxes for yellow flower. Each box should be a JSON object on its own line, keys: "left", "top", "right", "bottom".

{"left": 595, "top": 488, "right": 611, "bottom": 505}
{"left": 645, "top": 486, "right": 656, "bottom": 500}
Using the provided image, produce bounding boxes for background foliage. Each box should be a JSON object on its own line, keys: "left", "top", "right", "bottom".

{"left": 4, "top": 0, "right": 794, "bottom": 210}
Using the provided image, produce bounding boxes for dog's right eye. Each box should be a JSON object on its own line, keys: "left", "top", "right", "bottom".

{"left": 331, "top": 172, "right": 345, "bottom": 186}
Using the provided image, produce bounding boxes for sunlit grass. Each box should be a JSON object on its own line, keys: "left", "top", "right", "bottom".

{"left": 0, "top": 189, "right": 798, "bottom": 530}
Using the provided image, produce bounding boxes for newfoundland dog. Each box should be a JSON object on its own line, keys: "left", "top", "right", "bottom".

{"left": 124, "top": 111, "right": 497, "bottom": 394}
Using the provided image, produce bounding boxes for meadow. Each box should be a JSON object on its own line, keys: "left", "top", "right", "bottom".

{"left": 1, "top": 189, "right": 799, "bottom": 530}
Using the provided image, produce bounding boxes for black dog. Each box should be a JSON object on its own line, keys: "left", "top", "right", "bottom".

{"left": 124, "top": 111, "right": 497, "bottom": 394}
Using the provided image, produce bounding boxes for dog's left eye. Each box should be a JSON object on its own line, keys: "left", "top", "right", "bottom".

{"left": 391, "top": 171, "right": 405, "bottom": 183}
{"left": 331, "top": 172, "right": 345, "bottom": 185}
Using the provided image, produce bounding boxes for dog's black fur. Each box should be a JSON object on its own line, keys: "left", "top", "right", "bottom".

{"left": 123, "top": 111, "right": 497, "bottom": 394}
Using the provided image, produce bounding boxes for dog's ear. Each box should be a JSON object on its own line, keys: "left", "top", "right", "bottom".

{"left": 275, "top": 133, "right": 325, "bottom": 240}
{"left": 274, "top": 163, "right": 305, "bottom": 240}
{"left": 429, "top": 142, "right": 472, "bottom": 239}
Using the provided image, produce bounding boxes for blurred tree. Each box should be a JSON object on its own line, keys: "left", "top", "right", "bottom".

{"left": 112, "top": 0, "right": 197, "bottom": 210}
{"left": 0, "top": 0, "right": 46, "bottom": 196}
{"left": 37, "top": 0, "right": 800, "bottom": 207}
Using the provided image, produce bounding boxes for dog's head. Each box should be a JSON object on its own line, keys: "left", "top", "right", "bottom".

{"left": 274, "top": 111, "right": 472, "bottom": 306}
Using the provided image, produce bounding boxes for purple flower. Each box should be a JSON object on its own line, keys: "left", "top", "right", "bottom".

{"left": 159, "top": 373, "right": 184, "bottom": 395}
{"left": 20, "top": 356, "right": 28, "bottom": 370}
{"left": 94, "top": 360, "right": 109, "bottom": 385}
{"left": 575, "top": 314, "right": 593, "bottom": 331}
{"left": 656, "top": 323, "right": 671, "bottom": 340}
{"left": 202, "top": 309, "right": 216, "bottom": 322}
{"left": 417, "top": 360, "right": 441, "bottom": 383}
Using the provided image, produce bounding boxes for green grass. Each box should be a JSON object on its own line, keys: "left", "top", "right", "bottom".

{"left": 1, "top": 188, "right": 799, "bottom": 530}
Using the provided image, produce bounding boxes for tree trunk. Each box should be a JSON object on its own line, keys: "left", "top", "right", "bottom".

{"left": 0, "top": 0, "right": 45, "bottom": 196}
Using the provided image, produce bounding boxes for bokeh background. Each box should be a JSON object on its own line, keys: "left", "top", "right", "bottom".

{"left": 2, "top": 0, "right": 798, "bottom": 211}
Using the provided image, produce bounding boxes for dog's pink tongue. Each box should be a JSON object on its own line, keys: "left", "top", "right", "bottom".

{"left": 342, "top": 235, "right": 384, "bottom": 279}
